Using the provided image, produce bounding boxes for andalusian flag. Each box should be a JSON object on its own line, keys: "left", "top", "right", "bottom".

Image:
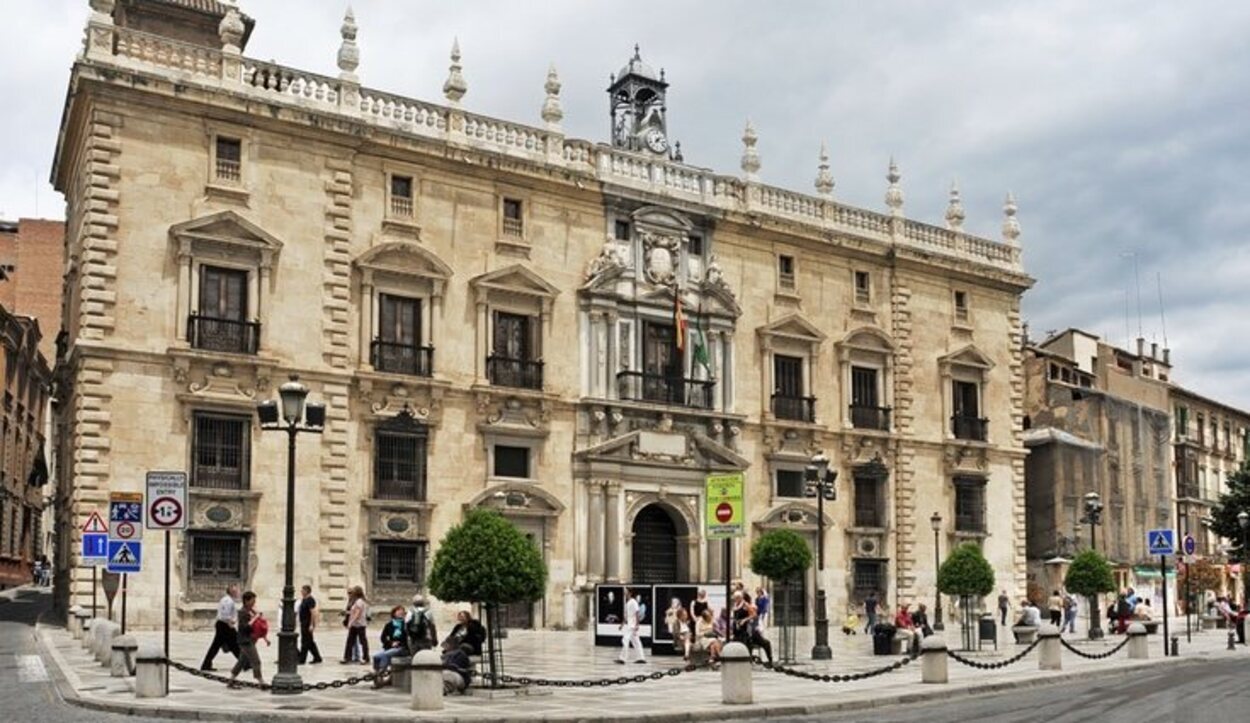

{"left": 674, "top": 293, "right": 687, "bottom": 351}
{"left": 693, "top": 325, "right": 711, "bottom": 374}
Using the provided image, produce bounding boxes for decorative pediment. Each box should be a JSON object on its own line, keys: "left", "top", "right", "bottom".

{"left": 757, "top": 313, "right": 826, "bottom": 349}
{"left": 474, "top": 391, "right": 551, "bottom": 435}
{"left": 354, "top": 241, "right": 453, "bottom": 296}
{"left": 839, "top": 326, "right": 896, "bottom": 355}
{"left": 467, "top": 482, "right": 565, "bottom": 517}
{"left": 170, "top": 210, "right": 283, "bottom": 265}
{"left": 944, "top": 443, "right": 990, "bottom": 473}
{"left": 471, "top": 264, "right": 560, "bottom": 314}
{"left": 632, "top": 206, "right": 694, "bottom": 234}
{"left": 940, "top": 344, "right": 995, "bottom": 371}
{"left": 755, "top": 501, "right": 832, "bottom": 530}
{"left": 355, "top": 378, "right": 444, "bottom": 426}
{"left": 576, "top": 429, "right": 748, "bottom": 470}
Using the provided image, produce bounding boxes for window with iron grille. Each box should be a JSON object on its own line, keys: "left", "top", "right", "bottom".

{"left": 954, "top": 477, "right": 986, "bottom": 533}
{"left": 191, "top": 413, "right": 249, "bottom": 490}
{"left": 778, "top": 255, "right": 796, "bottom": 290}
{"left": 953, "top": 290, "right": 969, "bottom": 322}
{"left": 853, "top": 560, "right": 885, "bottom": 596}
{"left": 853, "top": 474, "right": 883, "bottom": 528}
{"left": 854, "top": 270, "right": 871, "bottom": 304}
{"left": 390, "top": 174, "right": 414, "bottom": 217}
{"left": 775, "top": 469, "right": 805, "bottom": 498}
{"left": 502, "top": 198, "right": 524, "bottom": 237}
{"left": 494, "top": 445, "right": 530, "bottom": 479}
{"left": 190, "top": 533, "right": 246, "bottom": 579}
{"left": 374, "top": 541, "right": 426, "bottom": 585}
{"left": 215, "top": 137, "right": 242, "bottom": 183}
{"left": 374, "top": 429, "right": 427, "bottom": 500}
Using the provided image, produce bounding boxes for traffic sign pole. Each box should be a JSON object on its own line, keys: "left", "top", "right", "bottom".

{"left": 165, "top": 528, "right": 171, "bottom": 692}
{"left": 1160, "top": 554, "right": 1169, "bottom": 657}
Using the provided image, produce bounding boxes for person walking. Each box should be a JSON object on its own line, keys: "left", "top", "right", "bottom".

{"left": 997, "top": 590, "right": 1010, "bottom": 627}
{"left": 754, "top": 587, "right": 771, "bottom": 630}
{"left": 863, "top": 591, "right": 879, "bottom": 633}
{"left": 405, "top": 595, "right": 438, "bottom": 653}
{"left": 1062, "top": 593, "right": 1078, "bottom": 634}
{"left": 229, "top": 591, "right": 267, "bottom": 687}
{"left": 200, "top": 584, "right": 242, "bottom": 671}
{"left": 1047, "top": 590, "right": 1064, "bottom": 626}
{"left": 297, "top": 584, "right": 322, "bottom": 665}
{"left": 617, "top": 587, "right": 647, "bottom": 664}
{"left": 341, "top": 586, "right": 370, "bottom": 664}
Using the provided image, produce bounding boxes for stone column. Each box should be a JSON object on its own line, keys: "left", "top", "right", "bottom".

{"left": 604, "top": 482, "right": 622, "bottom": 581}
{"left": 587, "top": 311, "right": 602, "bottom": 398}
{"left": 175, "top": 248, "right": 192, "bottom": 341}
{"left": 759, "top": 336, "right": 772, "bottom": 419}
{"left": 475, "top": 300, "right": 489, "bottom": 385}
{"left": 587, "top": 481, "right": 605, "bottom": 580}
{"left": 920, "top": 636, "right": 948, "bottom": 683}
{"left": 605, "top": 312, "right": 619, "bottom": 400}
{"left": 359, "top": 272, "right": 374, "bottom": 368}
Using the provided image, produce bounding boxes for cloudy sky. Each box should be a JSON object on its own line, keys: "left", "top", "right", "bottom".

{"left": 3, "top": 1, "right": 1248, "bottom": 408}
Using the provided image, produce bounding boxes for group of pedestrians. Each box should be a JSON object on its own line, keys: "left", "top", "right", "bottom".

{"left": 627, "top": 582, "right": 774, "bottom": 667}
{"left": 998, "top": 589, "right": 1080, "bottom": 635}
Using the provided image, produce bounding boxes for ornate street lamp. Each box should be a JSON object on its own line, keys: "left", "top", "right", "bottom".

{"left": 257, "top": 375, "right": 325, "bottom": 695}
{"left": 804, "top": 452, "right": 837, "bottom": 661}
{"left": 1239, "top": 511, "right": 1249, "bottom": 610}
{"left": 1079, "top": 491, "right": 1105, "bottom": 640}
{"left": 931, "top": 512, "right": 944, "bottom": 632}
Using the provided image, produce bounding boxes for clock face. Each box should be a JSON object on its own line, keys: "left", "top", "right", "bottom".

{"left": 644, "top": 128, "right": 669, "bottom": 154}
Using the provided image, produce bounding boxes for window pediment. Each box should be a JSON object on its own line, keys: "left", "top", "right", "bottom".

{"left": 632, "top": 206, "right": 694, "bottom": 234}
{"left": 757, "top": 313, "right": 826, "bottom": 350}
{"left": 471, "top": 264, "right": 560, "bottom": 313}
{"left": 170, "top": 210, "right": 282, "bottom": 265}
{"left": 839, "top": 326, "right": 896, "bottom": 355}
{"left": 575, "top": 429, "right": 748, "bottom": 470}
{"left": 355, "top": 241, "right": 452, "bottom": 297}
{"left": 940, "top": 344, "right": 995, "bottom": 371}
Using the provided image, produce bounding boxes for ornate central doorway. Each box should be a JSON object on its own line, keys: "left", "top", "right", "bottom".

{"left": 631, "top": 504, "right": 680, "bottom": 583}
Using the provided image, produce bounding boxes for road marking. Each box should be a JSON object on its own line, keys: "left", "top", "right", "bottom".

{"left": 16, "top": 655, "right": 48, "bottom": 682}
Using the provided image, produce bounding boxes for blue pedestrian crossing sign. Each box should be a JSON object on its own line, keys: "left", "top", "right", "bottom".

{"left": 81, "top": 533, "right": 108, "bottom": 566}
{"left": 1147, "top": 528, "right": 1175, "bottom": 555}
{"left": 106, "top": 540, "right": 142, "bottom": 574}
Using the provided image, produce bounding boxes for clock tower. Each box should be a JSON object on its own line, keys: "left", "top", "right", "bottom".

{"left": 608, "top": 45, "right": 671, "bottom": 156}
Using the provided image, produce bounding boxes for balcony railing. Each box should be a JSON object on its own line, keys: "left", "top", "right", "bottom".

{"left": 772, "top": 394, "right": 816, "bottom": 422}
{"left": 617, "top": 371, "right": 715, "bottom": 409}
{"left": 849, "top": 404, "right": 891, "bottom": 431}
{"left": 487, "top": 355, "right": 543, "bottom": 390}
{"left": 502, "top": 217, "right": 524, "bottom": 237}
{"left": 215, "top": 158, "right": 241, "bottom": 183}
{"left": 390, "top": 195, "right": 413, "bottom": 218}
{"left": 371, "top": 339, "right": 434, "bottom": 377}
{"left": 375, "top": 476, "right": 426, "bottom": 502}
{"left": 187, "top": 314, "right": 260, "bottom": 355}
{"left": 955, "top": 514, "right": 987, "bottom": 533}
{"left": 951, "top": 414, "right": 989, "bottom": 441}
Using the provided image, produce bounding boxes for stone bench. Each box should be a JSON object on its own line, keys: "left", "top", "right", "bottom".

{"left": 1012, "top": 625, "right": 1039, "bottom": 644}
{"left": 1141, "top": 620, "right": 1160, "bottom": 635}
{"left": 1201, "top": 615, "right": 1219, "bottom": 631}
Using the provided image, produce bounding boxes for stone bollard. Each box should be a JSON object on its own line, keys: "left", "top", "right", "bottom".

{"left": 82, "top": 618, "right": 95, "bottom": 652}
{"left": 76, "top": 610, "right": 92, "bottom": 642}
{"left": 134, "top": 643, "right": 167, "bottom": 699}
{"left": 720, "top": 641, "right": 753, "bottom": 705}
{"left": 1037, "top": 624, "right": 1061, "bottom": 671}
{"left": 90, "top": 618, "right": 109, "bottom": 658}
{"left": 410, "top": 650, "right": 443, "bottom": 712}
{"left": 96, "top": 622, "right": 120, "bottom": 666}
{"left": 69, "top": 606, "right": 83, "bottom": 640}
{"left": 1127, "top": 623, "right": 1149, "bottom": 660}
{"left": 111, "top": 634, "right": 138, "bottom": 677}
{"left": 391, "top": 656, "right": 413, "bottom": 693}
{"left": 920, "top": 636, "right": 949, "bottom": 684}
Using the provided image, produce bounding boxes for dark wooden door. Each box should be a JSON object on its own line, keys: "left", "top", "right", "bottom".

{"left": 631, "top": 505, "right": 678, "bottom": 584}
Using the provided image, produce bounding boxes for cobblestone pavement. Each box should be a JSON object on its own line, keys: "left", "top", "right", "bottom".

{"left": 35, "top": 595, "right": 1246, "bottom": 722}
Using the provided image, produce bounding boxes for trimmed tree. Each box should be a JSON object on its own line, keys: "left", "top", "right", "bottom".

{"left": 1064, "top": 549, "right": 1115, "bottom": 639}
{"left": 1209, "top": 465, "right": 1250, "bottom": 564}
{"left": 750, "top": 529, "right": 813, "bottom": 664}
{"left": 427, "top": 509, "right": 547, "bottom": 686}
{"left": 1177, "top": 558, "right": 1223, "bottom": 613}
{"left": 937, "top": 542, "right": 995, "bottom": 650}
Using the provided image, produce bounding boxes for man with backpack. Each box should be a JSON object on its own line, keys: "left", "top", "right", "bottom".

{"left": 406, "top": 595, "right": 438, "bottom": 653}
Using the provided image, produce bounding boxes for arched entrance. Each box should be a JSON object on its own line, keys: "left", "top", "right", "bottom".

{"left": 631, "top": 504, "right": 682, "bottom": 583}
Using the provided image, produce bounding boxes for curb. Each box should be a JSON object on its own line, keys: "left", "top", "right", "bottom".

{"left": 35, "top": 626, "right": 1236, "bottom": 723}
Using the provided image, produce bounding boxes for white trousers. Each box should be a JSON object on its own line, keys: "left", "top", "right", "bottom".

{"left": 619, "top": 626, "right": 646, "bottom": 661}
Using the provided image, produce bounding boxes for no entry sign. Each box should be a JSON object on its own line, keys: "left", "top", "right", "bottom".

{"left": 145, "top": 471, "right": 188, "bottom": 530}
{"left": 705, "top": 472, "right": 745, "bottom": 540}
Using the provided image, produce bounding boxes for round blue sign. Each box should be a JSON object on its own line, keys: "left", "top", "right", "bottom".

{"left": 1183, "top": 534, "right": 1196, "bottom": 555}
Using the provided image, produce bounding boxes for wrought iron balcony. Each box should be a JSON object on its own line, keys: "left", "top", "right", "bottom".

{"left": 955, "top": 513, "right": 987, "bottom": 534}
{"left": 371, "top": 339, "right": 434, "bottom": 377}
{"left": 617, "top": 371, "right": 715, "bottom": 409}
{"left": 771, "top": 394, "right": 816, "bottom": 422}
{"left": 187, "top": 314, "right": 260, "bottom": 355}
{"left": 849, "top": 404, "right": 891, "bottom": 431}
{"left": 951, "top": 414, "right": 989, "bottom": 441}
{"left": 487, "top": 355, "right": 543, "bottom": 390}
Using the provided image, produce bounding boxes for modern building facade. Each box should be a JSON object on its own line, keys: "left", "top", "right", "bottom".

{"left": 52, "top": 0, "right": 1032, "bottom": 629}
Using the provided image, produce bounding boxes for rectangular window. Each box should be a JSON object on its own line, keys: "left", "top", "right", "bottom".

{"left": 688, "top": 234, "right": 704, "bottom": 257}
{"left": 390, "top": 174, "right": 414, "bottom": 217}
{"left": 215, "top": 137, "right": 242, "bottom": 183}
{"left": 954, "top": 478, "right": 986, "bottom": 533}
{"left": 778, "top": 255, "right": 796, "bottom": 290}
{"left": 952, "top": 380, "right": 985, "bottom": 440}
{"left": 772, "top": 354, "right": 812, "bottom": 421}
{"left": 190, "top": 533, "right": 246, "bottom": 579}
{"left": 191, "top": 413, "right": 249, "bottom": 490}
{"left": 490, "top": 312, "right": 541, "bottom": 389}
{"left": 494, "top": 445, "right": 531, "bottom": 479}
{"left": 775, "top": 469, "right": 805, "bottom": 499}
{"left": 614, "top": 220, "right": 631, "bottom": 241}
{"left": 853, "top": 474, "right": 883, "bottom": 528}
{"left": 199, "top": 266, "right": 248, "bottom": 321}
{"left": 1197, "top": 414, "right": 1205, "bottom": 445}
{"left": 850, "top": 366, "right": 888, "bottom": 430}
{"left": 953, "top": 290, "right": 969, "bottom": 322}
{"left": 374, "top": 429, "right": 427, "bottom": 501}
{"left": 373, "top": 294, "right": 429, "bottom": 376}
{"left": 854, "top": 271, "right": 871, "bottom": 304}
{"left": 374, "top": 541, "right": 427, "bottom": 585}
{"left": 502, "top": 198, "right": 524, "bottom": 237}
{"left": 853, "top": 560, "right": 885, "bottom": 597}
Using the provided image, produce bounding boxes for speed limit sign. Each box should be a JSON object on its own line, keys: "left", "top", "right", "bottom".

{"left": 145, "top": 471, "right": 188, "bottom": 530}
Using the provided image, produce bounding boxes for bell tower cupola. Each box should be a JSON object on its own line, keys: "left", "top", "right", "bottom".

{"left": 608, "top": 45, "right": 671, "bottom": 156}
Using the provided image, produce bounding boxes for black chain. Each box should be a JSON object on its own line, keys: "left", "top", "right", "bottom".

{"left": 946, "top": 637, "right": 1041, "bottom": 669}
{"left": 487, "top": 659, "right": 710, "bottom": 688}
{"left": 1059, "top": 636, "right": 1130, "bottom": 660}
{"left": 755, "top": 651, "right": 918, "bottom": 682}
{"left": 166, "top": 659, "right": 379, "bottom": 692}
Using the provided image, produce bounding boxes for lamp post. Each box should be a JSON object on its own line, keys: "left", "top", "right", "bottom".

{"left": 930, "top": 512, "right": 944, "bottom": 632}
{"left": 257, "top": 375, "right": 325, "bottom": 695}
{"left": 1239, "top": 511, "right": 1249, "bottom": 610}
{"left": 1079, "top": 491, "right": 1105, "bottom": 640}
{"left": 804, "top": 452, "right": 837, "bottom": 661}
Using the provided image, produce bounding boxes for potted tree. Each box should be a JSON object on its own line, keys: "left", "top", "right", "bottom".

{"left": 937, "top": 542, "right": 995, "bottom": 650}
{"left": 427, "top": 509, "right": 547, "bottom": 688}
{"left": 1064, "top": 549, "right": 1115, "bottom": 639}
{"left": 749, "top": 529, "right": 813, "bottom": 663}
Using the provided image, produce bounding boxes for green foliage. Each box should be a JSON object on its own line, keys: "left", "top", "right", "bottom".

{"left": 427, "top": 509, "right": 547, "bottom": 605}
{"left": 937, "top": 542, "right": 995, "bottom": 597}
{"left": 1209, "top": 466, "right": 1250, "bottom": 563}
{"left": 749, "top": 529, "right": 813, "bottom": 582}
{"left": 1064, "top": 549, "right": 1115, "bottom": 597}
{"left": 1178, "top": 558, "right": 1223, "bottom": 594}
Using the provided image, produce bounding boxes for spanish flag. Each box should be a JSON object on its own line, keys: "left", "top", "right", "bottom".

{"left": 674, "top": 293, "right": 687, "bottom": 351}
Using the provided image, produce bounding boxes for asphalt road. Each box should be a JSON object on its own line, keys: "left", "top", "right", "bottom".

{"left": 0, "top": 586, "right": 178, "bottom": 722}
{"left": 758, "top": 656, "right": 1249, "bottom": 723}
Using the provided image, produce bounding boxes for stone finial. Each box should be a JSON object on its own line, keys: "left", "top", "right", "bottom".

{"left": 218, "top": 2, "right": 245, "bottom": 53}
{"left": 740, "top": 119, "right": 761, "bottom": 181}
{"left": 541, "top": 63, "right": 563, "bottom": 130}
{"left": 885, "top": 157, "right": 904, "bottom": 216}
{"left": 944, "top": 181, "right": 965, "bottom": 232}
{"left": 1002, "top": 191, "right": 1021, "bottom": 245}
{"left": 814, "top": 141, "right": 834, "bottom": 198}
{"left": 89, "top": 0, "right": 116, "bottom": 16}
{"left": 443, "top": 38, "right": 467, "bottom": 105}
{"left": 337, "top": 7, "right": 360, "bottom": 81}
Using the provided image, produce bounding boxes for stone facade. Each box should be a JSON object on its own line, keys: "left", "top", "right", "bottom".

{"left": 51, "top": 1, "right": 1032, "bottom": 629}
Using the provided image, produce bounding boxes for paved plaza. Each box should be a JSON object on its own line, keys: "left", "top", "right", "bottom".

{"left": 39, "top": 610, "right": 1246, "bottom": 722}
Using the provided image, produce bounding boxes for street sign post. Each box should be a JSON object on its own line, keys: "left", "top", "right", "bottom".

{"left": 1182, "top": 533, "right": 1196, "bottom": 643}
{"left": 1146, "top": 528, "right": 1174, "bottom": 656}
{"left": 108, "top": 492, "right": 144, "bottom": 633}
{"left": 706, "top": 472, "right": 746, "bottom": 642}
{"left": 145, "top": 470, "right": 187, "bottom": 685}
{"left": 1182, "top": 534, "right": 1196, "bottom": 556}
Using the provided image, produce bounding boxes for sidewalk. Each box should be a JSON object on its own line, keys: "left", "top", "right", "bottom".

{"left": 39, "top": 619, "right": 1243, "bottom": 722}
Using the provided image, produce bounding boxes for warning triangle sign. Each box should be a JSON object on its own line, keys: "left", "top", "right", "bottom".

{"left": 82, "top": 511, "right": 108, "bottom": 534}
{"left": 111, "top": 542, "right": 137, "bottom": 565}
